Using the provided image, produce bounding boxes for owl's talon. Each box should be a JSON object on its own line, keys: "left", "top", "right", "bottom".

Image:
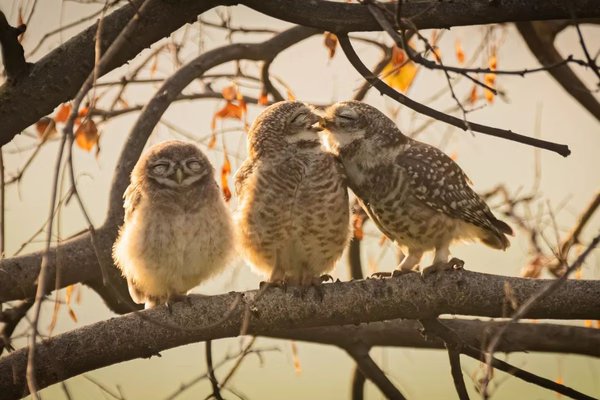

{"left": 392, "top": 269, "right": 418, "bottom": 277}
{"left": 319, "top": 274, "right": 334, "bottom": 283}
{"left": 370, "top": 271, "right": 392, "bottom": 279}
{"left": 422, "top": 258, "right": 465, "bottom": 277}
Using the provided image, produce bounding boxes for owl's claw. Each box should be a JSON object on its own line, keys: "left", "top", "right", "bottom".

{"left": 260, "top": 280, "right": 287, "bottom": 292}
{"left": 392, "top": 269, "right": 419, "bottom": 277}
{"left": 319, "top": 274, "right": 334, "bottom": 283}
{"left": 422, "top": 257, "right": 465, "bottom": 277}
{"left": 370, "top": 271, "right": 392, "bottom": 279}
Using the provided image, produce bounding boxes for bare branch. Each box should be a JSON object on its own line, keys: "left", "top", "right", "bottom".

{"left": 1, "top": 271, "right": 600, "bottom": 398}
{"left": 447, "top": 350, "right": 470, "bottom": 400}
{"left": 337, "top": 33, "right": 572, "bottom": 157}
{"left": 346, "top": 345, "right": 406, "bottom": 400}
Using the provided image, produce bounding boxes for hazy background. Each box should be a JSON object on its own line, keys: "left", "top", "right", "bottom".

{"left": 1, "top": 1, "right": 599, "bottom": 398}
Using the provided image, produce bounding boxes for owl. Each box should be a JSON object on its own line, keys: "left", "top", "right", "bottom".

{"left": 235, "top": 101, "right": 350, "bottom": 286}
{"left": 320, "top": 101, "right": 512, "bottom": 275}
{"left": 112, "top": 140, "right": 234, "bottom": 309}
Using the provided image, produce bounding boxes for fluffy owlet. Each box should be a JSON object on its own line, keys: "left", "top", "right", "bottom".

{"left": 321, "top": 101, "right": 512, "bottom": 275}
{"left": 112, "top": 140, "right": 234, "bottom": 308}
{"left": 235, "top": 101, "right": 350, "bottom": 285}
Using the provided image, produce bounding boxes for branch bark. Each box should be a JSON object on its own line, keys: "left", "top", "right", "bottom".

{"left": 1, "top": 271, "right": 599, "bottom": 398}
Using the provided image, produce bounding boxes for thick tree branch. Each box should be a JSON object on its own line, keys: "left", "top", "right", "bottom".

{"left": 516, "top": 21, "right": 600, "bottom": 122}
{"left": 1, "top": 0, "right": 599, "bottom": 145}
{"left": 1, "top": 271, "right": 600, "bottom": 398}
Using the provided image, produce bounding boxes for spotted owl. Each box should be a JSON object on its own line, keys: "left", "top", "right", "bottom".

{"left": 320, "top": 101, "right": 512, "bottom": 275}
{"left": 112, "top": 140, "right": 234, "bottom": 308}
{"left": 235, "top": 101, "right": 350, "bottom": 285}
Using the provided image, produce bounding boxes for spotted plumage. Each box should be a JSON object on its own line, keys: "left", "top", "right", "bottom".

{"left": 235, "top": 101, "right": 350, "bottom": 285}
{"left": 321, "top": 101, "right": 512, "bottom": 273}
{"left": 112, "top": 140, "right": 234, "bottom": 308}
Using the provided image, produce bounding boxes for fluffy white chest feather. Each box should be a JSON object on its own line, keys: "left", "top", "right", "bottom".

{"left": 114, "top": 197, "right": 233, "bottom": 300}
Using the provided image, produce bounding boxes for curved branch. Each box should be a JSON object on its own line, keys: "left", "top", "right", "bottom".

{"left": 1, "top": 271, "right": 599, "bottom": 397}
{"left": 516, "top": 21, "right": 600, "bottom": 122}
{"left": 346, "top": 346, "right": 406, "bottom": 400}
{"left": 337, "top": 33, "right": 571, "bottom": 157}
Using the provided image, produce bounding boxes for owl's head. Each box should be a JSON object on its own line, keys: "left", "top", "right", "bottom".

{"left": 133, "top": 140, "right": 213, "bottom": 189}
{"left": 247, "top": 101, "right": 322, "bottom": 157}
{"left": 320, "top": 101, "right": 406, "bottom": 156}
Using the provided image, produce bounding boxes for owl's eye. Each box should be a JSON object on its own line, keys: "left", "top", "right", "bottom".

{"left": 187, "top": 160, "right": 202, "bottom": 171}
{"left": 152, "top": 163, "right": 169, "bottom": 175}
{"left": 336, "top": 111, "right": 357, "bottom": 121}
{"left": 290, "top": 112, "right": 307, "bottom": 125}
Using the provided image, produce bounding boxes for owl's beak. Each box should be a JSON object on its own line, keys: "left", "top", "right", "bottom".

{"left": 175, "top": 168, "right": 184, "bottom": 184}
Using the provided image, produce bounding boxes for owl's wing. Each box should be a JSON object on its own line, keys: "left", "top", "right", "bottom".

{"left": 234, "top": 158, "right": 255, "bottom": 200}
{"left": 123, "top": 182, "right": 142, "bottom": 223}
{"left": 397, "top": 141, "right": 505, "bottom": 233}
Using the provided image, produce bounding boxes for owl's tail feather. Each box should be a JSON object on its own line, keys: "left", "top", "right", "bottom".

{"left": 480, "top": 228, "right": 511, "bottom": 250}
{"left": 492, "top": 218, "right": 514, "bottom": 236}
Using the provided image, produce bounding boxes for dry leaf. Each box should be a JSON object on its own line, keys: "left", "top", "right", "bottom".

{"left": 221, "top": 152, "right": 232, "bottom": 202}
{"left": 286, "top": 88, "right": 296, "bottom": 101}
{"left": 35, "top": 117, "right": 57, "bottom": 141}
{"left": 290, "top": 341, "right": 302, "bottom": 375}
{"left": 455, "top": 40, "right": 465, "bottom": 64}
{"left": 352, "top": 213, "right": 364, "bottom": 240}
{"left": 468, "top": 84, "right": 478, "bottom": 105}
{"left": 323, "top": 32, "right": 338, "bottom": 59}
{"left": 75, "top": 119, "right": 99, "bottom": 151}
{"left": 222, "top": 84, "right": 238, "bottom": 101}
{"left": 208, "top": 133, "right": 217, "bottom": 149}
{"left": 55, "top": 103, "right": 72, "bottom": 123}
{"left": 65, "top": 284, "right": 78, "bottom": 323}
{"left": 258, "top": 91, "right": 269, "bottom": 105}
{"left": 383, "top": 45, "right": 418, "bottom": 93}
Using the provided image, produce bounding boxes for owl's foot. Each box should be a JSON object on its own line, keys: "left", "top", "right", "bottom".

{"left": 319, "top": 274, "right": 334, "bottom": 283}
{"left": 164, "top": 294, "right": 192, "bottom": 313}
{"left": 259, "top": 280, "right": 287, "bottom": 292}
{"left": 422, "top": 257, "right": 465, "bottom": 277}
{"left": 370, "top": 271, "right": 392, "bottom": 279}
{"left": 392, "top": 268, "right": 419, "bottom": 277}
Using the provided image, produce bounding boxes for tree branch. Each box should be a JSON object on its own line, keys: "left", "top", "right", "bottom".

{"left": 337, "top": 33, "right": 572, "bottom": 157}
{"left": 345, "top": 345, "right": 406, "bottom": 400}
{"left": 1, "top": 271, "right": 600, "bottom": 398}
{"left": 0, "top": 12, "right": 29, "bottom": 83}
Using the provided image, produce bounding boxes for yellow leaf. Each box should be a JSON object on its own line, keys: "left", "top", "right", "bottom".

{"left": 382, "top": 60, "right": 418, "bottom": 93}
{"left": 584, "top": 320, "right": 593, "bottom": 328}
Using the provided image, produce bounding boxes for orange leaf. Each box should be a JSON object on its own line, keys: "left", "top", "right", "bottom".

{"left": 468, "top": 84, "right": 478, "bottom": 105}
{"left": 222, "top": 84, "right": 238, "bottom": 101}
{"left": 383, "top": 58, "right": 418, "bottom": 93}
{"left": 75, "top": 119, "right": 99, "bottom": 151}
{"left": 208, "top": 133, "right": 217, "bottom": 149}
{"left": 286, "top": 88, "right": 296, "bottom": 101}
{"left": 290, "top": 341, "right": 302, "bottom": 375}
{"left": 258, "top": 91, "right": 269, "bottom": 106}
{"left": 323, "top": 32, "right": 338, "bottom": 59}
{"left": 584, "top": 320, "right": 593, "bottom": 328}
{"left": 391, "top": 45, "right": 407, "bottom": 66}
{"left": 352, "top": 213, "right": 364, "bottom": 240}
{"left": 455, "top": 40, "right": 465, "bottom": 64}
{"left": 65, "top": 284, "right": 78, "bottom": 323}
{"left": 35, "top": 117, "right": 57, "bottom": 141}
{"left": 221, "top": 152, "right": 232, "bottom": 202}
{"left": 489, "top": 54, "right": 497, "bottom": 71}
{"left": 55, "top": 103, "right": 72, "bottom": 123}
{"left": 78, "top": 106, "right": 89, "bottom": 118}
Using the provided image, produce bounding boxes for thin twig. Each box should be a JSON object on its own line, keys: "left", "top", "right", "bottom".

{"left": 206, "top": 340, "right": 224, "bottom": 400}
{"left": 447, "top": 349, "right": 470, "bottom": 400}
{"left": 337, "top": 33, "right": 571, "bottom": 157}
{"left": 482, "top": 232, "right": 600, "bottom": 398}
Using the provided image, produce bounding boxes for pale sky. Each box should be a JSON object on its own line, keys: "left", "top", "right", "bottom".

{"left": 1, "top": 1, "right": 599, "bottom": 399}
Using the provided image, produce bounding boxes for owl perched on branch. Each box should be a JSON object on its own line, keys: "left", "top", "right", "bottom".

{"left": 321, "top": 101, "right": 512, "bottom": 275}
{"left": 113, "top": 140, "right": 234, "bottom": 309}
{"left": 235, "top": 101, "right": 350, "bottom": 286}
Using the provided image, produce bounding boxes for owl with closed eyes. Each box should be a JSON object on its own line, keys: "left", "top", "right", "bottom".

{"left": 235, "top": 101, "right": 350, "bottom": 286}
{"left": 112, "top": 140, "right": 234, "bottom": 309}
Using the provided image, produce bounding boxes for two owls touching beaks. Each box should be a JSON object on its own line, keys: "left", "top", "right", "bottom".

{"left": 113, "top": 100, "right": 512, "bottom": 309}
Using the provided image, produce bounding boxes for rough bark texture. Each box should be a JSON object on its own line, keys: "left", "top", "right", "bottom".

{"left": 1, "top": 271, "right": 599, "bottom": 398}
